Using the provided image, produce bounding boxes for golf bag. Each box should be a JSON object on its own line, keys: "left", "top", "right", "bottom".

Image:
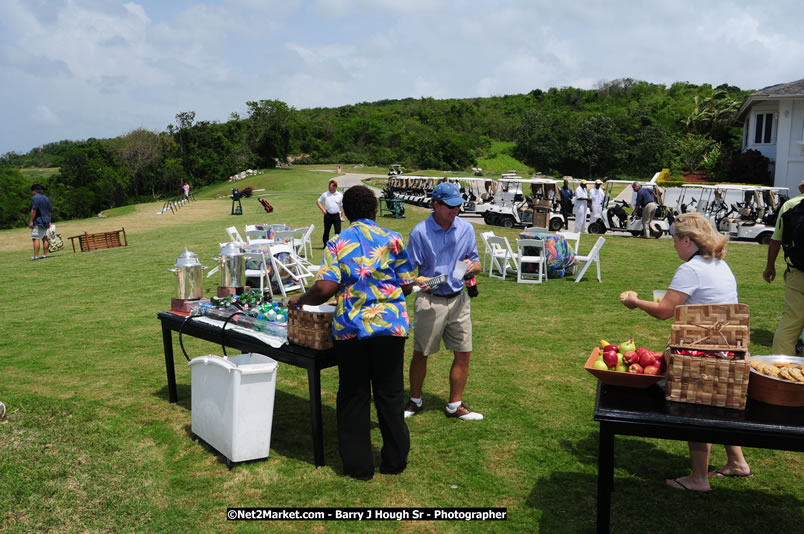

{"left": 47, "top": 224, "right": 64, "bottom": 253}
{"left": 258, "top": 198, "right": 274, "bottom": 214}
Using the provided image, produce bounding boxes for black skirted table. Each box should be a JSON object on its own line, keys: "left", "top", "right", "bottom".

{"left": 594, "top": 381, "right": 804, "bottom": 533}
{"left": 157, "top": 311, "right": 337, "bottom": 467}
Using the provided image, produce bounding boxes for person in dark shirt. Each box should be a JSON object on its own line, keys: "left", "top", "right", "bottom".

{"left": 29, "top": 183, "right": 53, "bottom": 261}
{"left": 559, "top": 177, "right": 574, "bottom": 230}
{"left": 632, "top": 182, "right": 657, "bottom": 238}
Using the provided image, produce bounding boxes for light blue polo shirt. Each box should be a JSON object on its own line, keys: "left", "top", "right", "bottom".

{"left": 407, "top": 213, "right": 480, "bottom": 295}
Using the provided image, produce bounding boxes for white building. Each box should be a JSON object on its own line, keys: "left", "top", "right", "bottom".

{"left": 735, "top": 78, "right": 804, "bottom": 192}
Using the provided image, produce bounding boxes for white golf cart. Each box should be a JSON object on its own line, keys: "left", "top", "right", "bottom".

{"left": 483, "top": 176, "right": 566, "bottom": 230}
{"left": 388, "top": 164, "right": 404, "bottom": 176}
{"left": 675, "top": 184, "right": 789, "bottom": 244}
{"left": 587, "top": 173, "right": 675, "bottom": 238}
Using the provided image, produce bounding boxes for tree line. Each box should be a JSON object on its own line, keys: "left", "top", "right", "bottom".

{"left": 0, "top": 79, "right": 770, "bottom": 229}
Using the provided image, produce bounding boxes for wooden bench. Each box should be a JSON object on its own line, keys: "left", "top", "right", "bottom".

{"left": 69, "top": 228, "right": 128, "bottom": 253}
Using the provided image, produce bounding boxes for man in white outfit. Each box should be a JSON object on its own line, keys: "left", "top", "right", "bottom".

{"left": 573, "top": 180, "right": 590, "bottom": 233}
{"left": 590, "top": 179, "right": 605, "bottom": 224}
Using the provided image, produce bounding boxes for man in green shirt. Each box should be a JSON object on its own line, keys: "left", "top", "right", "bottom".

{"left": 763, "top": 180, "right": 804, "bottom": 355}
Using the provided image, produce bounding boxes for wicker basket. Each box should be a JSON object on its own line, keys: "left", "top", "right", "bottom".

{"left": 665, "top": 304, "right": 751, "bottom": 410}
{"left": 669, "top": 303, "right": 750, "bottom": 351}
{"left": 287, "top": 305, "right": 335, "bottom": 350}
{"left": 665, "top": 351, "right": 750, "bottom": 409}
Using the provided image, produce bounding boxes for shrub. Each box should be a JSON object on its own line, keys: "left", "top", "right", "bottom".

{"left": 726, "top": 149, "right": 771, "bottom": 185}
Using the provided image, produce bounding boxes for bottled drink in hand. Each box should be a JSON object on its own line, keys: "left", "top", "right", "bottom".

{"left": 464, "top": 272, "right": 478, "bottom": 298}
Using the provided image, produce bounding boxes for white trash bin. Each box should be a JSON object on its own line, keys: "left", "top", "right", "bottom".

{"left": 188, "top": 353, "right": 278, "bottom": 465}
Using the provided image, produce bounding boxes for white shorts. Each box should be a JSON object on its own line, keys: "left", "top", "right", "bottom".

{"left": 31, "top": 225, "right": 48, "bottom": 240}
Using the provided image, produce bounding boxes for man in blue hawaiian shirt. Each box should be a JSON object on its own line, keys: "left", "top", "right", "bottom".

{"left": 404, "top": 182, "right": 484, "bottom": 421}
{"left": 289, "top": 185, "right": 415, "bottom": 480}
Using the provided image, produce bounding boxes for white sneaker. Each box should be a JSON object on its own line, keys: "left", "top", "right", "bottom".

{"left": 444, "top": 403, "right": 484, "bottom": 421}
{"left": 404, "top": 400, "right": 422, "bottom": 419}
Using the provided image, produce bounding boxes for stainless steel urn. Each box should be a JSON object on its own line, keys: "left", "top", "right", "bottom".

{"left": 169, "top": 250, "right": 207, "bottom": 299}
{"left": 214, "top": 242, "right": 246, "bottom": 288}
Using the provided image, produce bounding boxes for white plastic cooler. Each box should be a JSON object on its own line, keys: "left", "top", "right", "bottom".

{"left": 188, "top": 353, "right": 278, "bottom": 464}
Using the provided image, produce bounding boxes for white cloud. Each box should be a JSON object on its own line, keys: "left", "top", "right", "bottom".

{"left": 32, "top": 105, "right": 60, "bottom": 125}
{"left": 3, "top": 0, "right": 804, "bottom": 154}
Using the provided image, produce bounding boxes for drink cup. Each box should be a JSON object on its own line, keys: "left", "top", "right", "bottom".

{"left": 653, "top": 290, "right": 667, "bottom": 303}
{"left": 452, "top": 261, "right": 469, "bottom": 279}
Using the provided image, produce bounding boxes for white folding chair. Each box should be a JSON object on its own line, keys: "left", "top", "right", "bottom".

{"left": 557, "top": 231, "right": 581, "bottom": 255}
{"left": 302, "top": 224, "right": 315, "bottom": 260}
{"left": 486, "top": 236, "right": 518, "bottom": 280}
{"left": 243, "top": 252, "right": 274, "bottom": 299}
{"left": 575, "top": 236, "right": 605, "bottom": 283}
{"left": 292, "top": 226, "right": 310, "bottom": 259}
{"left": 479, "top": 231, "right": 496, "bottom": 272}
{"left": 267, "top": 243, "right": 309, "bottom": 297}
{"left": 245, "top": 225, "right": 267, "bottom": 243}
{"left": 516, "top": 239, "right": 546, "bottom": 284}
{"left": 225, "top": 226, "right": 245, "bottom": 244}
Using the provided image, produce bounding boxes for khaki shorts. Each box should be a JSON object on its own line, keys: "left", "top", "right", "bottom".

{"left": 413, "top": 291, "right": 472, "bottom": 355}
{"left": 31, "top": 225, "right": 48, "bottom": 240}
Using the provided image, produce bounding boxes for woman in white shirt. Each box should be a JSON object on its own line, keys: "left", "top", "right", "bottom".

{"left": 620, "top": 213, "right": 751, "bottom": 492}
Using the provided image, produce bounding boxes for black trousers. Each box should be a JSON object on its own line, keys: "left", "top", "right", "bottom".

{"left": 334, "top": 336, "right": 410, "bottom": 479}
{"left": 322, "top": 213, "right": 341, "bottom": 245}
{"left": 560, "top": 200, "right": 573, "bottom": 229}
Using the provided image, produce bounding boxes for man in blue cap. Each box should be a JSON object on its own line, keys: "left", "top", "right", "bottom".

{"left": 404, "top": 182, "right": 484, "bottom": 421}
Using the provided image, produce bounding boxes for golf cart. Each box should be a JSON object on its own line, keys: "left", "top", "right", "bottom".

{"left": 587, "top": 173, "right": 675, "bottom": 238}
{"left": 483, "top": 176, "right": 566, "bottom": 230}
{"left": 388, "top": 164, "right": 404, "bottom": 176}
{"left": 456, "top": 177, "right": 500, "bottom": 217}
{"left": 675, "top": 184, "right": 788, "bottom": 244}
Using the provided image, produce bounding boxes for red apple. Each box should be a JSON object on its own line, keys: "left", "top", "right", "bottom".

{"left": 644, "top": 364, "right": 661, "bottom": 376}
{"left": 602, "top": 350, "right": 618, "bottom": 368}
{"left": 639, "top": 352, "right": 656, "bottom": 368}
{"left": 603, "top": 344, "right": 619, "bottom": 354}
{"left": 652, "top": 351, "right": 665, "bottom": 363}
{"left": 623, "top": 351, "right": 640, "bottom": 366}
{"left": 628, "top": 363, "right": 644, "bottom": 374}
{"left": 636, "top": 347, "right": 651, "bottom": 358}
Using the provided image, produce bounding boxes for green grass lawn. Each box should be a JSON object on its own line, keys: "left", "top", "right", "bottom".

{"left": 1, "top": 168, "right": 802, "bottom": 532}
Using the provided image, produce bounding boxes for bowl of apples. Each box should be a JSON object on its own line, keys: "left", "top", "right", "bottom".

{"left": 584, "top": 339, "right": 666, "bottom": 388}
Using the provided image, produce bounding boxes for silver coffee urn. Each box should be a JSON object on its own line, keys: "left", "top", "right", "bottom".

{"left": 168, "top": 250, "right": 208, "bottom": 312}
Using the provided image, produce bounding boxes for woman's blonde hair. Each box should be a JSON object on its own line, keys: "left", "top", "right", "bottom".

{"left": 671, "top": 212, "right": 728, "bottom": 260}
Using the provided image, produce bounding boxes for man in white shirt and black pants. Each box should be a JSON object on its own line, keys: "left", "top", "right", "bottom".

{"left": 317, "top": 179, "right": 345, "bottom": 247}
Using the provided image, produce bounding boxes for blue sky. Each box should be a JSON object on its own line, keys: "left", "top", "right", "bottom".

{"left": 1, "top": 0, "right": 803, "bottom": 155}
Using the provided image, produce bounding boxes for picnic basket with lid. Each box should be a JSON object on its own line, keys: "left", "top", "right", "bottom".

{"left": 664, "top": 304, "right": 751, "bottom": 410}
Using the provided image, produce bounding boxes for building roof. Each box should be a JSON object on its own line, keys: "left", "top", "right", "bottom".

{"left": 750, "top": 78, "right": 804, "bottom": 98}
{"left": 735, "top": 78, "right": 804, "bottom": 123}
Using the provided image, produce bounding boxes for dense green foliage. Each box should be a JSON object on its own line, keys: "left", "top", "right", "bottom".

{"left": 1, "top": 80, "right": 763, "bottom": 229}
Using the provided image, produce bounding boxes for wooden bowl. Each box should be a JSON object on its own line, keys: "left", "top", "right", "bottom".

{"left": 584, "top": 347, "right": 666, "bottom": 388}
{"left": 748, "top": 355, "right": 804, "bottom": 407}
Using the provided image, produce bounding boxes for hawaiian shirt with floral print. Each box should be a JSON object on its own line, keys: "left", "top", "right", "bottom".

{"left": 317, "top": 219, "right": 414, "bottom": 340}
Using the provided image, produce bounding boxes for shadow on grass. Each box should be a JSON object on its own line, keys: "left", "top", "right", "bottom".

{"left": 527, "top": 468, "right": 804, "bottom": 533}
{"left": 531, "top": 435, "right": 804, "bottom": 533}
{"left": 751, "top": 328, "right": 776, "bottom": 349}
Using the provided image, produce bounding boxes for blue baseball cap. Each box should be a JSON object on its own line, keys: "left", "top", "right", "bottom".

{"left": 432, "top": 182, "right": 463, "bottom": 207}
